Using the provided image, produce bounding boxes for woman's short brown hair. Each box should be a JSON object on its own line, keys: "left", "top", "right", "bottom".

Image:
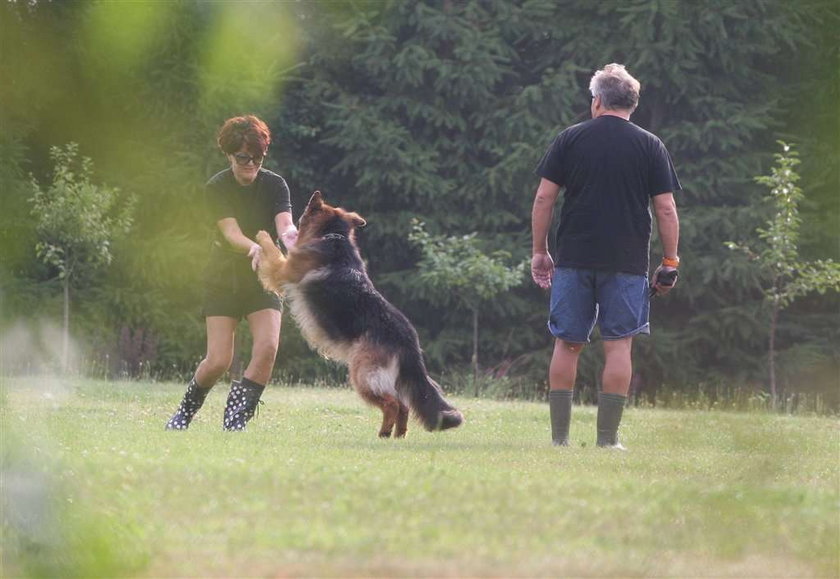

{"left": 217, "top": 115, "right": 271, "bottom": 156}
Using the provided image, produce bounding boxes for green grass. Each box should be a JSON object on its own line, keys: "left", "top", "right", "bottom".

{"left": 2, "top": 377, "right": 838, "bottom": 578}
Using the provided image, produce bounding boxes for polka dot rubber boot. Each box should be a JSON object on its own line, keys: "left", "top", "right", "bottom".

{"left": 165, "top": 378, "right": 210, "bottom": 430}
{"left": 223, "top": 378, "right": 265, "bottom": 431}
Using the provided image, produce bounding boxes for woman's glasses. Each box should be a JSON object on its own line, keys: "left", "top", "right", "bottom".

{"left": 233, "top": 152, "right": 265, "bottom": 166}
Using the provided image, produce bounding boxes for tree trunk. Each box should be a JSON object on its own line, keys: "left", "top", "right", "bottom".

{"left": 768, "top": 298, "right": 780, "bottom": 410}
{"left": 63, "top": 275, "right": 70, "bottom": 372}
{"left": 472, "top": 307, "right": 479, "bottom": 397}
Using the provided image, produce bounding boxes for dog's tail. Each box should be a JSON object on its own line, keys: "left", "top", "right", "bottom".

{"left": 255, "top": 230, "right": 287, "bottom": 294}
{"left": 399, "top": 352, "right": 463, "bottom": 432}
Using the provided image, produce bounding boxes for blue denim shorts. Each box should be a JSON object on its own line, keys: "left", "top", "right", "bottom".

{"left": 548, "top": 267, "right": 650, "bottom": 343}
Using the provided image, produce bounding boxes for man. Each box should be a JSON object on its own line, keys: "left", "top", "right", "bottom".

{"left": 530, "top": 63, "right": 681, "bottom": 449}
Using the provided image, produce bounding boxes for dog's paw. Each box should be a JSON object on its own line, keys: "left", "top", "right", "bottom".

{"left": 254, "top": 230, "right": 287, "bottom": 294}
{"left": 255, "top": 230, "right": 281, "bottom": 257}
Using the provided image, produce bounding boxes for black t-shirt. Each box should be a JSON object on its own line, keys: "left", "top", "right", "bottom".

{"left": 535, "top": 116, "right": 681, "bottom": 275}
{"left": 205, "top": 167, "right": 291, "bottom": 255}
{"left": 204, "top": 168, "right": 291, "bottom": 280}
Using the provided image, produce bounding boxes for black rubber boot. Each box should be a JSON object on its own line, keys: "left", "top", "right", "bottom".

{"left": 596, "top": 392, "right": 628, "bottom": 450}
{"left": 549, "top": 389, "right": 573, "bottom": 446}
{"left": 223, "top": 377, "right": 265, "bottom": 431}
{"left": 165, "top": 378, "right": 210, "bottom": 430}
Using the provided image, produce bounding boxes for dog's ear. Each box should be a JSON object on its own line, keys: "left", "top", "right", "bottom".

{"left": 307, "top": 190, "right": 323, "bottom": 210}
{"left": 346, "top": 212, "right": 366, "bottom": 228}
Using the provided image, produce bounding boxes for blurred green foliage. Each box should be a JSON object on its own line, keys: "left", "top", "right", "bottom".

{"left": 29, "top": 143, "right": 134, "bottom": 370}
{"left": 0, "top": 1, "right": 837, "bottom": 407}
{"left": 30, "top": 143, "right": 134, "bottom": 281}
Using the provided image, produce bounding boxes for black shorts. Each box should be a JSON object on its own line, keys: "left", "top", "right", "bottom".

{"left": 202, "top": 259, "right": 282, "bottom": 319}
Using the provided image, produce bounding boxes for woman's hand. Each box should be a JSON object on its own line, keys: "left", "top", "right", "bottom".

{"left": 248, "top": 243, "right": 262, "bottom": 271}
{"left": 280, "top": 226, "right": 298, "bottom": 250}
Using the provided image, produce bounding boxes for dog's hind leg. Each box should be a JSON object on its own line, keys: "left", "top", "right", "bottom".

{"left": 377, "top": 395, "right": 400, "bottom": 438}
{"left": 394, "top": 402, "right": 409, "bottom": 438}
{"left": 354, "top": 389, "right": 399, "bottom": 438}
{"left": 349, "top": 346, "right": 401, "bottom": 438}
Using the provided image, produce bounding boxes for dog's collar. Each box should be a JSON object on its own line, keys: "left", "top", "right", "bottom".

{"left": 322, "top": 233, "right": 346, "bottom": 241}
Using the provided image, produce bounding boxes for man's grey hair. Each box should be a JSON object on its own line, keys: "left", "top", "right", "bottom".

{"left": 589, "top": 63, "right": 641, "bottom": 111}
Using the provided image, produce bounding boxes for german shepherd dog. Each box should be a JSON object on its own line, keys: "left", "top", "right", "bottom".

{"left": 255, "top": 192, "right": 463, "bottom": 438}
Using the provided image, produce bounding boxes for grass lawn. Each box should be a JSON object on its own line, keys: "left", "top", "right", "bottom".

{"left": 2, "top": 377, "right": 838, "bottom": 577}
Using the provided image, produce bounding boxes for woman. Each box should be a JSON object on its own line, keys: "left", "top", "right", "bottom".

{"left": 166, "top": 115, "right": 297, "bottom": 431}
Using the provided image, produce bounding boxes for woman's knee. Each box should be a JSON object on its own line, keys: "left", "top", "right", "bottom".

{"left": 251, "top": 338, "right": 279, "bottom": 366}
{"left": 203, "top": 352, "right": 233, "bottom": 376}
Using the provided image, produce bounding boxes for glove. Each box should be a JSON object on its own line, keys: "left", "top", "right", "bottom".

{"left": 650, "top": 265, "right": 678, "bottom": 297}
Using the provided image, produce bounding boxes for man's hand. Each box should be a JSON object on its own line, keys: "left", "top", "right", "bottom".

{"left": 531, "top": 252, "right": 554, "bottom": 289}
{"left": 650, "top": 265, "right": 678, "bottom": 296}
{"left": 248, "top": 243, "right": 262, "bottom": 271}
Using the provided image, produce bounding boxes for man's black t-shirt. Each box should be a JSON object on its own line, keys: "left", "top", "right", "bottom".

{"left": 535, "top": 116, "right": 681, "bottom": 276}
{"left": 204, "top": 167, "right": 291, "bottom": 275}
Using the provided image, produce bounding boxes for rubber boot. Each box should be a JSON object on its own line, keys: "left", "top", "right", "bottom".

{"left": 596, "top": 392, "right": 627, "bottom": 450}
{"left": 223, "top": 377, "right": 265, "bottom": 431}
{"left": 549, "top": 389, "right": 573, "bottom": 446}
{"left": 165, "top": 377, "right": 210, "bottom": 430}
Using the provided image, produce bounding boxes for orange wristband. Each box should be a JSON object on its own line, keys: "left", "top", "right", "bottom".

{"left": 662, "top": 256, "right": 680, "bottom": 268}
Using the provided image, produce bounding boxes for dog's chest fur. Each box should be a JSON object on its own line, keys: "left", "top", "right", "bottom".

{"left": 283, "top": 267, "right": 358, "bottom": 362}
